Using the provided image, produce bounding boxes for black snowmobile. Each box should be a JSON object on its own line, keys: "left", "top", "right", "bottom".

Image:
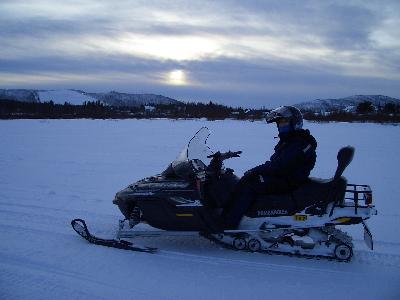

{"left": 73, "top": 127, "right": 377, "bottom": 260}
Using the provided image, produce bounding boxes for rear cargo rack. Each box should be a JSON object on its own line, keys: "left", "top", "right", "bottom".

{"left": 344, "top": 184, "right": 373, "bottom": 214}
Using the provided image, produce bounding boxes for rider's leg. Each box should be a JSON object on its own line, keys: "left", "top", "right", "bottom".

{"left": 221, "top": 174, "right": 267, "bottom": 229}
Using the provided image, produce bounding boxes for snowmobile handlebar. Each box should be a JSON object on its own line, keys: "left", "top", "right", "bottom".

{"left": 207, "top": 151, "right": 242, "bottom": 160}
{"left": 206, "top": 151, "right": 242, "bottom": 177}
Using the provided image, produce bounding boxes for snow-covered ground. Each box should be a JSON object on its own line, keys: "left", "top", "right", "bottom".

{"left": 0, "top": 119, "right": 399, "bottom": 300}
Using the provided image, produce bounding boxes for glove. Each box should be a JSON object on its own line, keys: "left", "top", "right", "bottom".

{"left": 230, "top": 151, "right": 242, "bottom": 158}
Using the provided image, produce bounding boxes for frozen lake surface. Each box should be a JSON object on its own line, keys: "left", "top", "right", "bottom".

{"left": 0, "top": 119, "right": 399, "bottom": 299}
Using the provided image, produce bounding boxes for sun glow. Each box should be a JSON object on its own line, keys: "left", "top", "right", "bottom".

{"left": 167, "top": 70, "right": 187, "bottom": 85}
{"left": 108, "top": 34, "right": 219, "bottom": 61}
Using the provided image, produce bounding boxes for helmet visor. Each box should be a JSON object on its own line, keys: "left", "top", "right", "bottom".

{"left": 266, "top": 106, "right": 292, "bottom": 123}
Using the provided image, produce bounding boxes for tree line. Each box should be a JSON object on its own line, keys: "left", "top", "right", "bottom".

{"left": 303, "top": 101, "right": 400, "bottom": 123}
{"left": 0, "top": 99, "right": 267, "bottom": 120}
{"left": 1, "top": 99, "right": 399, "bottom": 123}
{"left": 0, "top": 100, "right": 114, "bottom": 119}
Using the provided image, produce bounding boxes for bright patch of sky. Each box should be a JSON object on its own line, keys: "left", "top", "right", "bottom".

{"left": 167, "top": 70, "right": 187, "bottom": 86}
{"left": 0, "top": 0, "right": 399, "bottom": 107}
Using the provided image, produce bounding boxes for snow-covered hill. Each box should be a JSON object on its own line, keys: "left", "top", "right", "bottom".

{"left": 0, "top": 89, "right": 181, "bottom": 107}
{"left": 37, "top": 90, "right": 96, "bottom": 105}
{"left": 0, "top": 89, "right": 40, "bottom": 103}
{"left": 295, "top": 95, "right": 400, "bottom": 113}
{"left": 87, "top": 91, "right": 180, "bottom": 107}
{"left": 0, "top": 119, "right": 399, "bottom": 300}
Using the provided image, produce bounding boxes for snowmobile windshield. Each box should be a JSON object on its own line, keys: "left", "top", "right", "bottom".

{"left": 170, "top": 127, "right": 213, "bottom": 178}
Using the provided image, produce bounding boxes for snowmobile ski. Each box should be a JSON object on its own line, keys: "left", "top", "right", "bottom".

{"left": 71, "top": 219, "right": 157, "bottom": 253}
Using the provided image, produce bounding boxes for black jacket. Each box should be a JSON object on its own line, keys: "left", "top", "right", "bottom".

{"left": 249, "top": 129, "right": 317, "bottom": 185}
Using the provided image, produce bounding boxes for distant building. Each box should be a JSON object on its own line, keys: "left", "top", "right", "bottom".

{"left": 144, "top": 105, "right": 156, "bottom": 113}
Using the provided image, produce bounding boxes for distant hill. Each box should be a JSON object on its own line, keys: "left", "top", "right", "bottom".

{"left": 37, "top": 89, "right": 95, "bottom": 105}
{"left": 294, "top": 95, "right": 400, "bottom": 113}
{"left": 86, "top": 91, "right": 180, "bottom": 107}
{"left": 0, "top": 89, "right": 181, "bottom": 107}
{"left": 0, "top": 89, "right": 40, "bottom": 103}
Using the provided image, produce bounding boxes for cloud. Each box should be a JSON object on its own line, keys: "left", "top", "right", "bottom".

{"left": 0, "top": 0, "right": 399, "bottom": 107}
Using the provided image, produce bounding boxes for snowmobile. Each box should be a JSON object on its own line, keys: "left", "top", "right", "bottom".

{"left": 72, "top": 127, "right": 377, "bottom": 261}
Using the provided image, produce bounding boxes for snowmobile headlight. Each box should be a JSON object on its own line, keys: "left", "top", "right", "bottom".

{"left": 113, "top": 195, "right": 122, "bottom": 204}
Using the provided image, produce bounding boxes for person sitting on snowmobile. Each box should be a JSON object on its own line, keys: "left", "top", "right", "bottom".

{"left": 217, "top": 106, "right": 317, "bottom": 231}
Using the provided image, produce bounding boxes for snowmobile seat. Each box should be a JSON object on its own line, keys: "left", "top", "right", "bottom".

{"left": 294, "top": 176, "right": 347, "bottom": 213}
{"left": 246, "top": 176, "right": 347, "bottom": 217}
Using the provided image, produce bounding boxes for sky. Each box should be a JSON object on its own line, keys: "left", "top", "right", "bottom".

{"left": 0, "top": 0, "right": 399, "bottom": 108}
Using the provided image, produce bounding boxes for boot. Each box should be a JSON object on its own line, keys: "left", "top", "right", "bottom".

{"left": 221, "top": 184, "right": 255, "bottom": 230}
{"left": 200, "top": 209, "right": 224, "bottom": 234}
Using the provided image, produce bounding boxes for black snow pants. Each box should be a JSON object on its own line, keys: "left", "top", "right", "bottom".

{"left": 221, "top": 172, "right": 291, "bottom": 229}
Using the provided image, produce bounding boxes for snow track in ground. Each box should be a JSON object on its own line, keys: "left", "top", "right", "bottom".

{"left": 1, "top": 119, "right": 399, "bottom": 300}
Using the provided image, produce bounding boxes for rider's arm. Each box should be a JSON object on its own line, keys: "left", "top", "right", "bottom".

{"left": 268, "top": 140, "right": 313, "bottom": 176}
{"left": 245, "top": 139, "right": 314, "bottom": 177}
